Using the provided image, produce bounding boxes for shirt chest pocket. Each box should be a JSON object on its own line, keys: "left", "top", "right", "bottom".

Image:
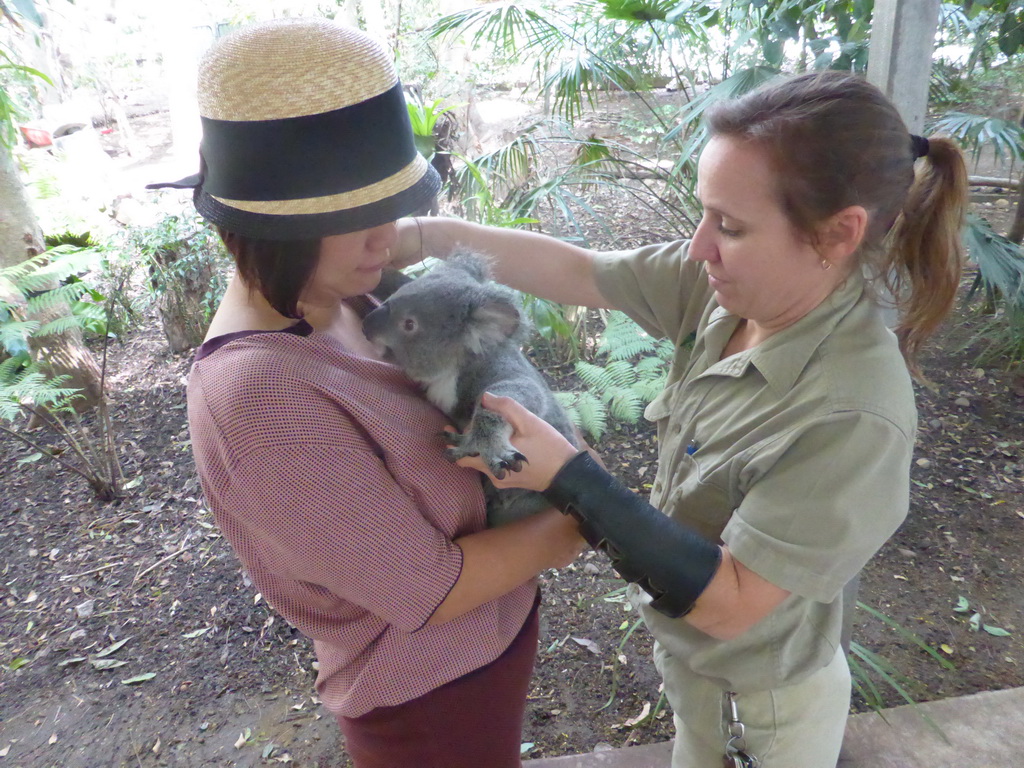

{"left": 660, "top": 453, "right": 734, "bottom": 542}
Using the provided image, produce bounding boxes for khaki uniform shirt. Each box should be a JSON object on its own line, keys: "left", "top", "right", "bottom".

{"left": 593, "top": 240, "right": 916, "bottom": 692}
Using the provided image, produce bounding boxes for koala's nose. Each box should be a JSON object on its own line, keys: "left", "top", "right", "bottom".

{"left": 362, "top": 304, "right": 390, "bottom": 340}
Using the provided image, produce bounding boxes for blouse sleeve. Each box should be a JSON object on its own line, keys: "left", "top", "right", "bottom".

{"left": 222, "top": 440, "right": 466, "bottom": 633}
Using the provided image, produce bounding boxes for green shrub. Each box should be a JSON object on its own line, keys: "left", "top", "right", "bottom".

{"left": 556, "top": 311, "right": 675, "bottom": 439}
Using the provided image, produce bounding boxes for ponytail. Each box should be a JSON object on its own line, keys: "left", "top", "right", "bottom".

{"left": 882, "top": 137, "right": 968, "bottom": 375}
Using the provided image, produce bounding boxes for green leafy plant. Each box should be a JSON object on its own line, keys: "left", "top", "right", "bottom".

{"left": 406, "top": 94, "right": 459, "bottom": 161}
{"left": 961, "top": 214, "right": 1024, "bottom": 368}
{"left": 556, "top": 311, "right": 675, "bottom": 439}
{"left": 929, "top": 107, "right": 1024, "bottom": 370}
{"left": 586, "top": 586, "right": 953, "bottom": 739}
{"left": 1, "top": 246, "right": 124, "bottom": 501}
{"left": 122, "top": 209, "right": 229, "bottom": 353}
{"left": 930, "top": 110, "right": 1024, "bottom": 167}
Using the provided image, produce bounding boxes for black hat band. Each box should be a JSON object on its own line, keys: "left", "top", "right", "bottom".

{"left": 201, "top": 82, "right": 415, "bottom": 202}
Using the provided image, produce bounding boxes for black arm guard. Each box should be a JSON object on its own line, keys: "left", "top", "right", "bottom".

{"left": 543, "top": 452, "right": 722, "bottom": 618}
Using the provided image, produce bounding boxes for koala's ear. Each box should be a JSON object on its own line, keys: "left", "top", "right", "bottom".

{"left": 446, "top": 251, "right": 491, "bottom": 283}
{"left": 465, "top": 298, "right": 520, "bottom": 354}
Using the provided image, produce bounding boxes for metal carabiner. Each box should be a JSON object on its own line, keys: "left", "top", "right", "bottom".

{"left": 722, "top": 692, "right": 760, "bottom": 768}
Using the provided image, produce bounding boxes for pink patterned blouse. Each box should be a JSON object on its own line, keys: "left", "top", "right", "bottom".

{"left": 187, "top": 320, "right": 536, "bottom": 717}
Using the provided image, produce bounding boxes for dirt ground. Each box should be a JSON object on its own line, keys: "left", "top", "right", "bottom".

{"left": 1, "top": 102, "right": 1023, "bottom": 767}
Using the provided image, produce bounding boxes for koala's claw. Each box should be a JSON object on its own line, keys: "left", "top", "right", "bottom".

{"left": 498, "top": 452, "right": 528, "bottom": 474}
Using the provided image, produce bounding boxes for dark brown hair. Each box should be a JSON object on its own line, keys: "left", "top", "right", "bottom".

{"left": 217, "top": 228, "right": 321, "bottom": 319}
{"left": 706, "top": 71, "right": 968, "bottom": 375}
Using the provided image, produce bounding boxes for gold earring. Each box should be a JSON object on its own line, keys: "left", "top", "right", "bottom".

{"left": 821, "top": 259, "right": 832, "bottom": 271}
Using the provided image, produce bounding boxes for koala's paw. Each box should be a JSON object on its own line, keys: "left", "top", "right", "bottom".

{"left": 444, "top": 431, "right": 525, "bottom": 479}
{"left": 487, "top": 448, "right": 528, "bottom": 480}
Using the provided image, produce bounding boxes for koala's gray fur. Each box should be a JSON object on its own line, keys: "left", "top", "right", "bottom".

{"left": 362, "top": 250, "right": 579, "bottom": 526}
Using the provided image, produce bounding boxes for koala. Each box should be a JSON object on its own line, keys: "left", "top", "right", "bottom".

{"left": 362, "top": 250, "right": 579, "bottom": 526}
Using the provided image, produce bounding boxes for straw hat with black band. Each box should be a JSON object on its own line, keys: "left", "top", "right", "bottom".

{"left": 148, "top": 17, "right": 440, "bottom": 240}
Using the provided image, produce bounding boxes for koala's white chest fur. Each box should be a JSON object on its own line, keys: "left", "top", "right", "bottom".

{"left": 421, "top": 369, "right": 460, "bottom": 415}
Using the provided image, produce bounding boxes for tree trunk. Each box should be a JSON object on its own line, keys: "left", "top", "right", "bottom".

{"left": 1008, "top": 179, "right": 1024, "bottom": 245}
{"left": 0, "top": 141, "right": 103, "bottom": 411}
{"left": 152, "top": 251, "right": 215, "bottom": 353}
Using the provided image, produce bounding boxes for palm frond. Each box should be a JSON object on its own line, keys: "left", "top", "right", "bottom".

{"left": 964, "top": 214, "right": 1024, "bottom": 305}
{"left": 930, "top": 111, "right": 1024, "bottom": 165}
{"left": 542, "top": 49, "right": 640, "bottom": 122}
{"left": 662, "top": 65, "right": 781, "bottom": 160}
{"left": 597, "top": 0, "right": 681, "bottom": 22}
{"left": 428, "top": 1, "right": 571, "bottom": 60}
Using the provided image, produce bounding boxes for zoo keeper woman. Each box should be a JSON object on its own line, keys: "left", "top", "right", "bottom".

{"left": 391, "top": 71, "right": 969, "bottom": 767}
{"left": 152, "top": 17, "right": 587, "bottom": 768}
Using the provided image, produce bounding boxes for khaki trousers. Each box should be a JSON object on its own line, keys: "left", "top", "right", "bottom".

{"left": 654, "top": 643, "right": 851, "bottom": 768}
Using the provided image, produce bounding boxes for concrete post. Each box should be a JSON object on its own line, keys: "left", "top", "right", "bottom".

{"left": 866, "top": 0, "right": 941, "bottom": 133}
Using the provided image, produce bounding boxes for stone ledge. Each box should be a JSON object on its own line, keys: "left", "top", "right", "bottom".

{"left": 525, "top": 686, "right": 1024, "bottom": 767}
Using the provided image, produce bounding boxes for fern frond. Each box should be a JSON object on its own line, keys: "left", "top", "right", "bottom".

{"left": 15, "top": 248, "right": 103, "bottom": 293}
{"left": 24, "top": 282, "right": 91, "bottom": 314}
{"left": 0, "top": 320, "right": 39, "bottom": 352}
{"left": 0, "top": 354, "right": 31, "bottom": 383}
{"left": 71, "top": 301, "right": 106, "bottom": 326}
{"left": 574, "top": 390, "right": 608, "bottom": 440}
{"left": 634, "top": 377, "right": 667, "bottom": 402}
{"left": 603, "top": 360, "right": 639, "bottom": 388}
{"left": 552, "top": 391, "right": 580, "bottom": 427}
{"left": 655, "top": 338, "right": 677, "bottom": 360}
{"left": 0, "top": 369, "right": 80, "bottom": 420}
{"left": 597, "top": 311, "right": 658, "bottom": 360}
{"left": 36, "top": 314, "right": 89, "bottom": 337}
{"left": 635, "top": 355, "right": 666, "bottom": 377}
{"left": 575, "top": 360, "right": 617, "bottom": 390}
{"left": 604, "top": 387, "right": 643, "bottom": 423}
{"left": 0, "top": 397, "right": 22, "bottom": 421}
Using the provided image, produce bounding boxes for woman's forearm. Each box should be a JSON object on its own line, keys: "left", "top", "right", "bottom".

{"left": 427, "top": 508, "right": 584, "bottom": 625}
{"left": 397, "top": 217, "right": 615, "bottom": 309}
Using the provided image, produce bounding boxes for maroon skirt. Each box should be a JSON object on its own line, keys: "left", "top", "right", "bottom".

{"left": 337, "top": 597, "right": 540, "bottom": 768}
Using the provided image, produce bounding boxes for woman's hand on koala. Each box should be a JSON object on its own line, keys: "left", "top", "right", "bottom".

{"left": 451, "top": 393, "right": 581, "bottom": 492}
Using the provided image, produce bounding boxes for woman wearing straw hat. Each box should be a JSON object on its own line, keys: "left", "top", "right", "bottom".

{"left": 159, "top": 18, "right": 585, "bottom": 768}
